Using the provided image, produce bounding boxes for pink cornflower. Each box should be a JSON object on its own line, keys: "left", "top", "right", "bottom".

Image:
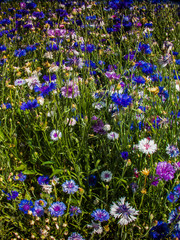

{"left": 61, "top": 81, "right": 80, "bottom": 98}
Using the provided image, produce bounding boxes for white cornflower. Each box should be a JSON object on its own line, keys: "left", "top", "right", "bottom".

{"left": 87, "top": 221, "right": 103, "bottom": 234}
{"left": 107, "top": 132, "right": 119, "bottom": 140}
{"left": 50, "top": 130, "right": 62, "bottom": 141}
{"left": 66, "top": 118, "right": 76, "bottom": 126}
{"left": 100, "top": 171, "right": 112, "bottom": 182}
{"left": 14, "top": 78, "right": 26, "bottom": 86}
{"left": 42, "top": 185, "right": 52, "bottom": 194}
{"left": 138, "top": 138, "right": 157, "bottom": 155}
{"left": 110, "top": 197, "right": 139, "bottom": 225}
{"left": 103, "top": 124, "right": 111, "bottom": 132}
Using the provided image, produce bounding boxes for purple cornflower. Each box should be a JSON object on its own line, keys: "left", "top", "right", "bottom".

{"left": 19, "top": 199, "right": 34, "bottom": 214}
{"left": 37, "top": 175, "right": 50, "bottom": 185}
{"left": 105, "top": 71, "right": 120, "bottom": 80}
{"left": 61, "top": 81, "right": 80, "bottom": 98}
{"left": 13, "top": 172, "right": 26, "bottom": 181}
{"left": 91, "top": 209, "right": 110, "bottom": 222}
{"left": 32, "top": 206, "right": 44, "bottom": 217}
{"left": 92, "top": 119, "right": 106, "bottom": 135}
{"left": 156, "top": 161, "right": 176, "bottom": 181}
{"left": 68, "top": 232, "right": 85, "bottom": 240}
{"left": 62, "top": 179, "right": 79, "bottom": 194}
{"left": 166, "top": 145, "right": 179, "bottom": 158}
{"left": 49, "top": 202, "right": 66, "bottom": 217}
{"left": 69, "top": 206, "right": 82, "bottom": 216}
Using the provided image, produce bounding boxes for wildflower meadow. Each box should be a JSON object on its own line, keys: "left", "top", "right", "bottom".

{"left": 0, "top": 0, "right": 180, "bottom": 239}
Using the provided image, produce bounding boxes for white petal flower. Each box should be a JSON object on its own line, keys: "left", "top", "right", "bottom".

{"left": 110, "top": 197, "right": 139, "bottom": 225}
{"left": 138, "top": 138, "right": 157, "bottom": 154}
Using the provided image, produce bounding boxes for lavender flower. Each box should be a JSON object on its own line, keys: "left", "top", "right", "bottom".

{"left": 61, "top": 81, "right": 80, "bottom": 98}
{"left": 68, "top": 232, "right": 85, "bottom": 240}
{"left": 91, "top": 209, "right": 110, "bottom": 222}
{"left": 48, "top": 202, "right": 66, "bottom": 217}
{"left": 62, "top": 179, "right": 79, "bottom": 194}
{"left": 156, "top": 161, "right": 175, "bottom": 181}
{"left": 69, "top": 206, "right": 81, "bottom": 216}
{"left": 166, "top": 145, "right": 179, "bottom": 158}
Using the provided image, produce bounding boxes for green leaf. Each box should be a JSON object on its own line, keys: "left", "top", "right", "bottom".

{"left": 42, "top": 161, "right": 54, "bottom": 165}
{"left": 50, "top": 169, "right": 63, "bottom": 177}
{"left": 22, "top": 170, "right": 36, "bottom": 175}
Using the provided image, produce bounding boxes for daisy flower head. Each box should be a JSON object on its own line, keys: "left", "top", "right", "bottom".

{"left": 166, "top": 144, "right": 179, "bottom": 158}
{"left": 91, "top": 209, "right": 110, "bottom": 222}
{"left": 48, "top": 202, "right": 66, "bottom": 217}
{"left": 138, "top": 137, "right": 157, "bottom": 155}
{"left": 107, "top": 131, "right": 119, "bottom": 140}
{"left": 62, "top": 179, "right": 79, "bottom": 194}
{"left": 100, "top": 170, "right": 112, "bottom": 182}
{"left": 50, "top": 130, "right": 62, "bottom": 141}
{"left": 110, "top": 197, "right": 139, "bottom": 225}
{"left": 68, "top": 232, "right": 85, "bottom": 240}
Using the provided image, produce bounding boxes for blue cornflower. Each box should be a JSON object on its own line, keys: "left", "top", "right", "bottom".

{"left": 37, "top": 175, "right": 50, "bottom": 185}
{"left": 32, "top": 206, "right": 44, "bottom": 217}
{"left": 158, "top": 87, "right": 169, "bottom": 102}
{"left": 1, "top": 103, "right": 12, "bottom": 109}
{"left": 69, "top": 206, "right": 82, "bottom": 216}
{"left": 35, "top": 199, "right": 47, "bottom": 208}
{"left": 7, "top": 191, "right": 19, "bottom": 200}
{"left": 176, "top": 59, "right": 180, "bottom": 65}
{"left": 14, "top": 49, "right": 26, "bottom": 57}
{"left": 167, "top": 191, "right": 179, "bottom": 203}
{"left": 88, "top": 174, "right": 97, "bottom": 187}
{"left": 138, "top": 42, "right": 152, "bottom": 54}
{"left": 34, "top": 82, "right": 57, "bottom": 97}
{"left": 0, "top": 45, "right": 6, "bottom": 51}
{"left": 13, "top": 172, "right": 26, "bottom": 181}
{"left": 132, "top": 76, "right": 146, "bottom": 84}
{"left": 171, "top": 222, "right": 180, "bottom": 239}
{"left": 62, "top": 179, "right": 79, "bottom": 194}
{"left": 168, "top": 208, "right": 180, "bottom": 224}
{"left": 20, "top": 99, "right": 39, "bottom": 110}
{"left": 48, "top": 202, "right": 66, "bottom": 217}
{"left": 91, "top": 209, "right": 110, "bottom": 222}
{"left": 121, "top": 151, "right": 129, "bottom": 159}
{"left": 19, "top": 199, "right": 34, "bottom": 214}
{"left": 166, "top": 145, "right": 179, "bottom": 158}
{"left": 150, "top": 73, "right": 162, "bottom": 82}
{"left": 111, "top": 93, "right": 133, "bottom": 108}
{"left": 149, "top": 221, "right": 169, "bottom": 240}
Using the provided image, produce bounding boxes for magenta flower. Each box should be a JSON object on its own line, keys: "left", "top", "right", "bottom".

{"left": 156, "top": 161, "right": 176, "bottom": 181}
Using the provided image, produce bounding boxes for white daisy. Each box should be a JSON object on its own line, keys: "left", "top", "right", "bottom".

{"left": 138, "top": 138, "right": 157, "bottom": 155}
{"left": 110, "top": 197, "right": 139, "bottom": 225}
